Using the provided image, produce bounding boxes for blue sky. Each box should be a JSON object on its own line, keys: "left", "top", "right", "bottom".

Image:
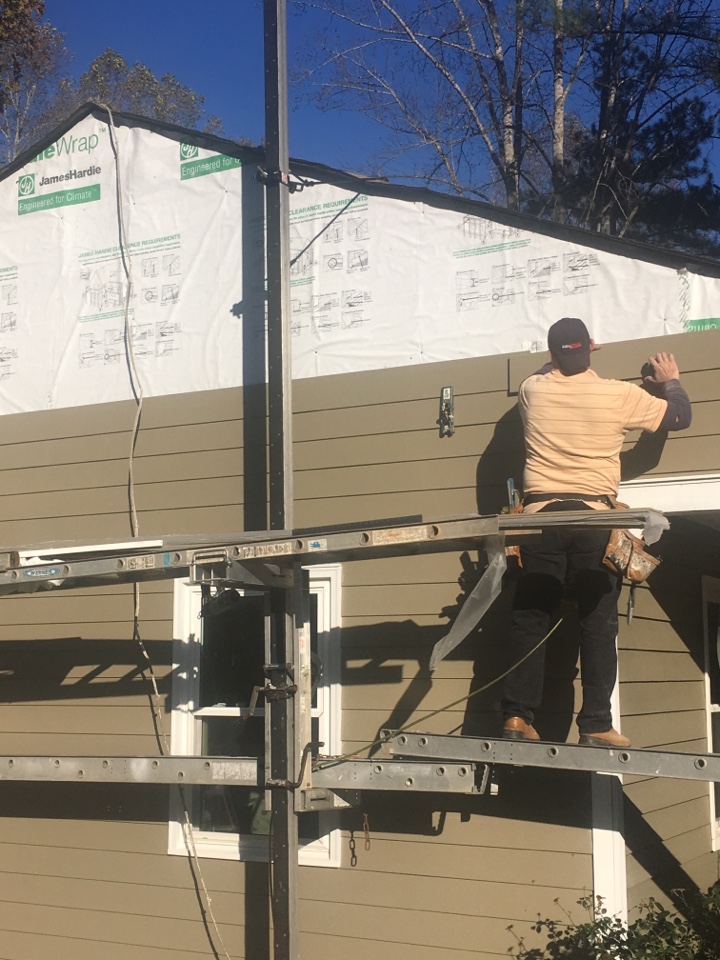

{"left": 46, "top": 0, "right": 720, "bottom": 192}
{"left": 49, "top": 0, "right": 382, "bottom": 169}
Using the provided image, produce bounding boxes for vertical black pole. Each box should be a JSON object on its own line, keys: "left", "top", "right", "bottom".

{"left": 263, "top": 2, "right": 299, "bottom": 959}
{"left": 264, "top": 0, "right": 294, "bottom": 534}
{"left": 267, "top": 585, "right": 299, "bottom": 960}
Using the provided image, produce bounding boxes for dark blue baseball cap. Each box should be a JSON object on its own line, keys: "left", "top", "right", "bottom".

{"left": 548, "top": 317, "right": 591, "bottom": 374}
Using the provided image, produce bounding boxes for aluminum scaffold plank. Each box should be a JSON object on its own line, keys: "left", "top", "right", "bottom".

{"left": 383, "top": 731, "right": 720, "bottom": 783}
{"left": 0, "top": 755, "right": 482, "bottom": 793}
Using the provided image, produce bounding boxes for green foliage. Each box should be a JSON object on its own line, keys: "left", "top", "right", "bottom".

{"left": 0, "top": 34, "right": 226, "bottom": 166}
{"left": 0, "top": 0, "right": 47, "bottom": 113}
{"left": 525, "top": 95, "right": 720, "bottom": 254}
{"left": 0, "top": 19, "right": 71, "bottom": 164}
{"left": 0, "top": 4, "right": 228, "bottom": 165}
{"left": 523, "top": 0, "right": 596, "bottom": 39}
{"left": 508, "top": 885, "right": 720, "bottom": 959}
{"left": 76, "top": 49, "right": 223, "bottom": 134}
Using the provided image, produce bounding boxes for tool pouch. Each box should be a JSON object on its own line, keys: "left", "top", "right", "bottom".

{"left": 603, "top": 528, "right": 660, "bottom": 583}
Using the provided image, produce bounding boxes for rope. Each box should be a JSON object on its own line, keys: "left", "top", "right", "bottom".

{"left": 317, "top": 617, "right": 564, "bottom": 767}
{"left": 97, "top": 102, "right": 143, "bottom": 538}
{"left": 98, "top": 103, "right": 231, "bottom": 960}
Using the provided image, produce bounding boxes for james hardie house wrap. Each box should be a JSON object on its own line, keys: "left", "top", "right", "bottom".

{"left": 0, "top": 106, "right": 719, "bottom": 415}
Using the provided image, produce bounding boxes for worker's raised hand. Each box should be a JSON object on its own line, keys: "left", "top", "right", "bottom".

{"left": 645, "top": 352, "right": 680, "bottom": 383}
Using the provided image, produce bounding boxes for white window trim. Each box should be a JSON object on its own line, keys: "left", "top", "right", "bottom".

{"left": 702, "top": 575, "right": 720, "bottom": 851}
{"left": 168, "top": 564, "right": 342, "bottom": 866}
{"left": 591, "top": 653, "right": 627, "bottom": 921}
{"left": 620, "top": 472, "right": 720, "bottom": 512}
{"left": 592, "top": 771, "right": 628, "bottom": 923}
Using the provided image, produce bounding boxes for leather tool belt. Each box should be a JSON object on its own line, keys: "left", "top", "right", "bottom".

{"left": 602, "top": 528, "right": 660, "bottom": 582}
{"left": 505, "top": 493, "right": 661, "bottom": 582}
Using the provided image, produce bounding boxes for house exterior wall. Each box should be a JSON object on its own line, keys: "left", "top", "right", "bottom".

{"left": 619, "top": 516, "right": 720, "bottom": 914}
{"left": 0, "top": 327, "right": 717, "bottom": 957}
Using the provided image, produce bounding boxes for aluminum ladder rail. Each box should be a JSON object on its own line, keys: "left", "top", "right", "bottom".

{"left": 0, "top": 508, "right": 667, "bottom": 594}
{"left": 383, "top": 732, "right": 720, "bottom": 783}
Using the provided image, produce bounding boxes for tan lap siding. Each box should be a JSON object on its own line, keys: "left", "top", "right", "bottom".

{"left": 297, "top": 355, "right": 594, "bottom": 958}
{"left": 0, "top": 329, "right": 717, "bottom": 956}
{"left": 0, "top": 390, "right": 252, "bottom": 957}
{"left": 619, "top": 517, "right": 720, "bottom": 912}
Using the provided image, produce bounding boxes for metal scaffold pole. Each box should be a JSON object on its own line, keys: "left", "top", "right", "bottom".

{"left": 264, "top": 0, "right": 294, "bottom": 535}
{"left": 263, "top": 1, "right": 299, "bottom": 957}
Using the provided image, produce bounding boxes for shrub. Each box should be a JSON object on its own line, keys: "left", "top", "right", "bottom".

{"left": 508, "top": 883, "right": 720, "bottom": 959}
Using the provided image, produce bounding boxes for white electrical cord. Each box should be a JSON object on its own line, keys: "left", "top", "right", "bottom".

{"left": 98, "top": 102, "right": 232, "bottom": 960}
{"left": 97, "top": 102, "right": 143, "bottom": 537}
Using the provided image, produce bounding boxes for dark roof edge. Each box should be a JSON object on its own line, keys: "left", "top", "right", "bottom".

{"left": 290, "top": 157, "right": 720, "bottom": 278}
{"left": 4, "top": 103, "right": 720, "bottom": 279}
{"left": 0, "top": 102, "right": 265, "bottom": 181}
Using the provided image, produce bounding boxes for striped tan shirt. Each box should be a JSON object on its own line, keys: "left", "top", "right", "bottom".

{"left": 520, "top": 368, "right": 667, "bottom": 511}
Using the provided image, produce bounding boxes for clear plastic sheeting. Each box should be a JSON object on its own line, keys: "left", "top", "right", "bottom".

{"left": 429, "top": 536, "right": 507, "bottom": 671}
{"left": 639, "top": 511, "right": 669, "bottom": 545}
{"left": 427, "top": 509, "right": 667, "bottom": 671}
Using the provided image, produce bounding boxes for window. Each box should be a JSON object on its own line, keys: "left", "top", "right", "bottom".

{"left": 702, "top": 576, "right": 720, "bottom": 848}
{"left": 169, "top": 564, "right": 342, "bottom": 866}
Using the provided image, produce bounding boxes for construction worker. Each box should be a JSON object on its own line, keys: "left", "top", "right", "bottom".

{"left": 501, "top": 317, "right": 691, "bottom": 747}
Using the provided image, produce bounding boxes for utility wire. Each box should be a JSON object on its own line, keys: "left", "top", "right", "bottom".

{"left": 317, "top": 617, "right": 564, "bottom": 767}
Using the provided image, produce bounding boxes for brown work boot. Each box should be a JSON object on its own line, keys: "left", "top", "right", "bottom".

{"left": 503, "top": 717, "right": 540, "bottom": 741}
{"left": 579, "top": 728, "right": 631, "bottom": 748}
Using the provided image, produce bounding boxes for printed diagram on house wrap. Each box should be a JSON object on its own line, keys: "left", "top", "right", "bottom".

{"left": 0, "top": 265, "right": 19, "bottom": 380}
{"left": 491, "top": 262, "right": 527, "bottom": 306}
{"left": 563, "top": 251, "right": 600, "bottom": 295}
{"left": 454, "top": 261, "right": 529, "bottom": 311}
{"left": 527, "top": 256, "right": 562, "bottom": 300}
{"left": 290, "top": 288, "right": 373, "bottom": 336}
{"left": 452, "top": 219, "right": 603, "bottom": 309}
{"left": 453, "top": 217, "right": 531, "bottom": 310}
{"left": 459, "top": 216, "right": 523, "bottom": 246}
{"left": 456, "top": 270, "right": 490, "bottom": 311}
{"left": 77, "top": 235, "right": 182, "bottom": 367}
{"left": 289, "top": 195, "right": 372, "bottom": 336}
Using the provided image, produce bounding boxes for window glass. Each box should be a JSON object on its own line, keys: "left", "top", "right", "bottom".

{"left": 199, "top": 592, "right": 265, "bottom": 709}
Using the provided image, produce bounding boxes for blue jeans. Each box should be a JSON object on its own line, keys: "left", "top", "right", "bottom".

{"left": 501, "top": 501, "right": 622, "bottom": 735}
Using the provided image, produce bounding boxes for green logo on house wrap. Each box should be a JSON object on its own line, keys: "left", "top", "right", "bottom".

{"left": 179, "top": 142, "right": 241, "bottom": 180}
{"left": 18, "top": 183, "right": 101, "bottom": 215}
{"left": 686, "top": 317, "right": 720, "bottom": 331}
{"left": 17, "top": 174, "right": 35, "bottom": 197}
